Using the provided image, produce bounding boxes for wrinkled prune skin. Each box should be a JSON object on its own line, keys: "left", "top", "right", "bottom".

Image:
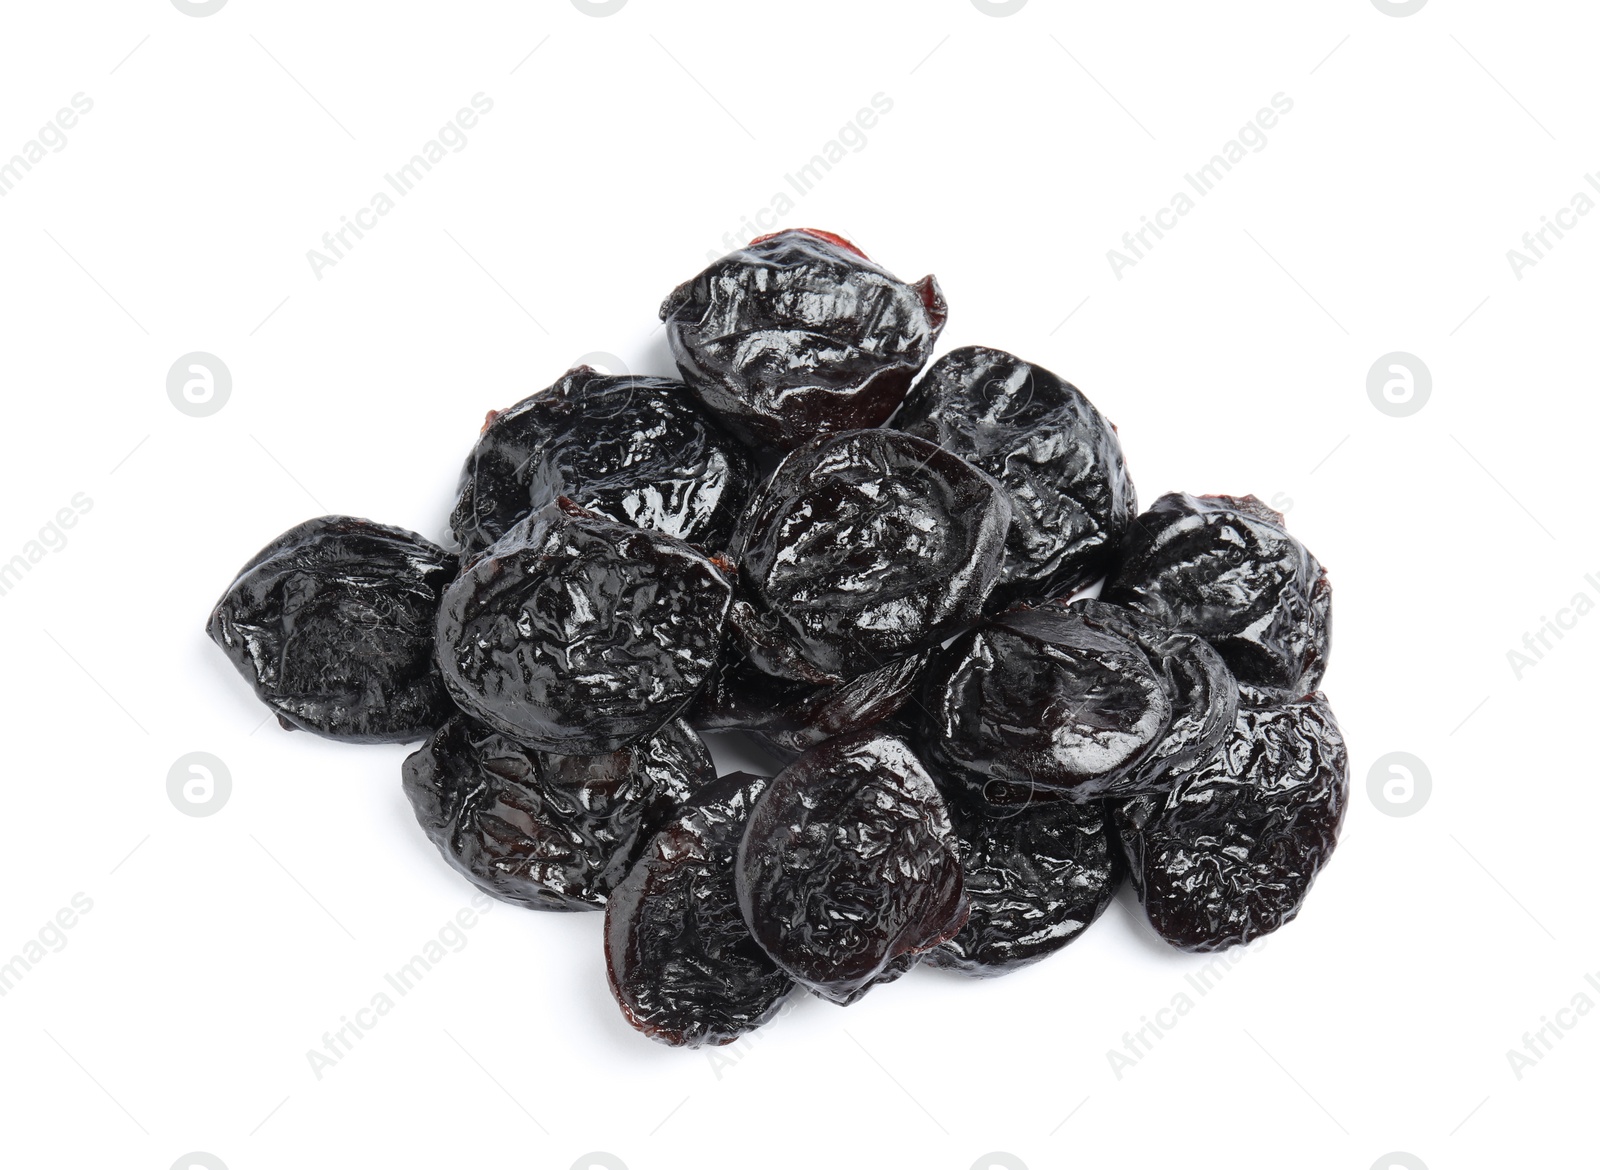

{"left": 450, "top": 367, "right": 755, "bottom": 556}
{"left": 605, "top": 771, "right": 795, "bottom": 1046}
{"left": 736, "top": 731, "right": 968, "bottom": 1004}
{"left": 927, "top": 792, "right": 1119, "bottom": 976}
{"left": 206, "top": 516, "right": 456, "bottom": 743}
{"left": 919, "top": 604, "right": 1172, "bottom": 805}
{"left": 1102, "top": 493, "right": 1331, "bottom": 695}
{"left": 731, "top": 429, "right": 1011, "bottom": 683}
{"left": 690, "top": 643, "right": 927, "bottom": 754}
{"left": 435, "top": 499, "right": 732, "bottom": 754}
{"left": 895, "top": 346, "right": 1137, "bottom": 607}
{"left": 660, "top": 229, "right": 948, "bottom": 450}
{"left": 1113, "top": 691, "right": 1348, "bottom": 951}
{"left": 402, "top": 714, "right": 714, "bottom": 911}
{"left": 1059, "top": 598, "right": 1239, "bottom": 798}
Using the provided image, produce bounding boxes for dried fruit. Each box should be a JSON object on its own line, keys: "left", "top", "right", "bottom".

{"left": 206, "top": 516, "right": 456, "bottom": 743}
{"left": 896, "top": 346, "right": 1137, "bottom": 606}
{"left": 402, "top": 714, "right": 714, "bottom": 911}
{"left": 730, "top": 428, "right": 1010, "bottom": 683}
{"left": 435, "top": 499, "right": 733, "bottom": 754}
{"left": 928, "top": 793, "right": 1119, "bottom": 976}
{"left": 735, "top": 731, "right": 968, "bottom": 1004}
{"left": 1102, "top": 493, "right": 1331, "bottom": 696}
{"left": 690, "top": 644, "right": 927, "bottom": 755}
{"left": 605, "top": 771, "right": 794, "bottom": 1046}
{"left": 450, "top": 367, "right": 755, "bottom": 556}
{"left": 1113, "top": 691, "right": 1349, "bottom": 951}
{"left": 918, "top": 602, "right": 1172, "bottom": 805}
{"left": 1060, "top": 598, "right": 1239, "bottom": 797}
{"left": 660, "top": 229, "right": 947, "bottom": 449}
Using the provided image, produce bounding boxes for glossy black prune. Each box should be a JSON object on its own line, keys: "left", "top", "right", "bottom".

{"left": 1113, "top": 691, "right": 1349, "bottom": 951}
{"left": 927, "top": 793, "right": 1119, "bottom": 976}
{"left": 735, "top": 731, "right": 967, "bottom": 1005}
{"left": 402, "top": 714, "right": 714, "bottom": 911}
{"left": 919, "top": 603, "right": 1172, "bottom": 805}
{"left": 605, "top": 771, "right": 795, "bottom": 1046}
{"left": 1061, "top": 598, "right": 1239, "bottom": 797}
{"left": 660, "top": 229, "right": 948, "bottom": 450}
{"left": 895, "top": 346, "right": 1137, "bottom": 606}
{"left": 731, "top": 429, "right": 1011, "bottom": 683}
{"left": 1102, "top": 493, "right": 1331, "bottom": 696}
{"left": 690, "top": 643, "right": 928, "bottom": 755}
{"left": 435, "top": 499, "right": 733, "bottom": 754}
{"left": 450, "top": 367, "right": 755, "bottom": 556}
{"left": 206, "top": 516, "right": 456, "bottom": 743}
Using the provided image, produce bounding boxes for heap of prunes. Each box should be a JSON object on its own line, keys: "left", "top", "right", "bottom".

{"left": 208, "top": 229, "right": 1346, "bottom": 1048}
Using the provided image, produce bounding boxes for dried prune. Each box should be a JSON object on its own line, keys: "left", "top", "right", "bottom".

{"left": 1060, "top": 598, "right": 1239, "bottom": 797}
{"left": 690, "top": 643, "right": 927, "bottom": 756}
{"left": 895, "top": 346, "right": 1137, "bottom": 607}
{"left": 735, "top": 731, "right": 967, "bottom": 1004}
{"left": 927, "top": 793, "right": 1119, "bottom": 976}
{"left": 660, "top": 229, "right": 947, "bottom": 450}
{"left": 1102, "top": 493, "right": 1331, "bottom": 695}
{"left": 450, "top": 367, "right": 755, "bottom": 556}
{"left": 206, "top": 516, "right": 456, "bottom": 743}
{"left": 605, "top": 771, "right": 795, "bottom": 1046}
{"left": 402, "top": 714, "right": 714, "bottom": 911}
{"left": 1113, "top": 691, "right": 1349, "bottom": 951}
{"left": 731, "top": 429, "right": 1010, "bottom": 683}
{"left": 435, "top": 499, "right": 732, "bottom": 754}
{"left": 919, "top": 603, "right": 1172, "bottom": 805}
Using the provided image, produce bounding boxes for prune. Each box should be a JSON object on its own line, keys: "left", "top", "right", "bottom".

{"left": 660, "top": 229, "right": 947, "bottom": 450}
{"left": 919, "top": 603, "right": 1172, "bottom": 805}
{"left": 402, "top": 714, "right": 714, "bottom": 911}
{"left": 690, "top": 643, "right": 927, "bottom": 755}
{"left": 1102, "top": 493, "right": 1331, "bottom": 695}
{"left": 206, "top": 516, "right": 456, "bottom": 743}
{"left": 605, "top": 771, "right": 795, "bottom": 1046}
{"left": 435, "top": 499, "right": 732, "bottom": 754}
{"left": 1113, "top": 691, "right": 1349, "bottom": 951}
{"left": 730, "top": 429, "right": 1011, "bottom": 683}
{"left": 735, "top": 731, "right": 967, "bottom": 1004}
{"left": 895, "top": 346, "right": 1137, "bottom": 607}
{"left": 450, "top": 367, "right": 755, "bottom": 556}
{"left": 1060, "top": 598, "right": 1239, "bottom": 797}
{"left": 927, "top": 793, "right": 1119, "bottom": 976}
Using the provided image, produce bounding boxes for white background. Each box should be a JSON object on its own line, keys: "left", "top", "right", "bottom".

{"left": 0, "top": 2, "right": 1594, "bottom": 1168}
